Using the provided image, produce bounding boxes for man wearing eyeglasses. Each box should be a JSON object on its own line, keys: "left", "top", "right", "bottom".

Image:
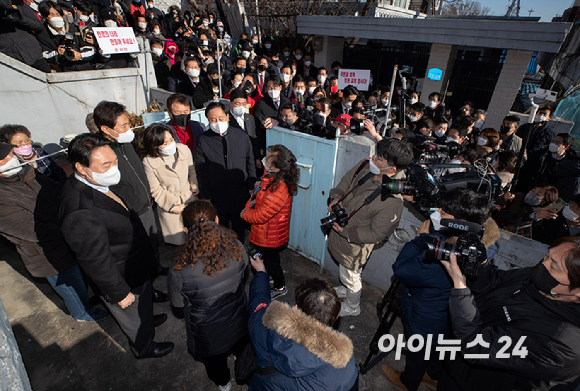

{"left": 438, "top": 236, "right": 580, "bottom": 391}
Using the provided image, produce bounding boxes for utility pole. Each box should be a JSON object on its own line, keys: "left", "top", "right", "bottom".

{"left": 528, "top": 8, "right": 534, "bottom": 16}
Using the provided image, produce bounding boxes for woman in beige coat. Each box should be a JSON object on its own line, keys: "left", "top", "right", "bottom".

{"left": 143, "top": 124, "right": 198, "bottom": 245}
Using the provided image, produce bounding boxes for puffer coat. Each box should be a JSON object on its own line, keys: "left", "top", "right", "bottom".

{"left": 242, "top": 176, "right": 292, "bottom": 248}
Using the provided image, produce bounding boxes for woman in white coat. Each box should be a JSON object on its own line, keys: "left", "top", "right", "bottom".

{"left": 143, "top": 124, "right": 198, "bottom": 245}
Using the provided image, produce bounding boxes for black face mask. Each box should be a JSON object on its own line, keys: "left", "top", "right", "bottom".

{"left": 530, "top": 261, "right": 562, "bottom": 296}
{"left": 257, "top": 64, "right": 267, "bottom": 72}
{"left": 500, "top": 125, "right": 511, "bottom": 134}
{"left": 172, "top": 113, "right": 190, "bottom": 128}
{"left": 235, "top": 66, "right": 245, "bottom": 74}
{"left": 210, "top": 77, "right": 220, "bottom": 87}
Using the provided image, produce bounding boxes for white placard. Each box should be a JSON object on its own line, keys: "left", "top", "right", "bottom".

{"left": 93, "top": 27, "right": 140, "bottom": 55}
{"left": 338, "top": 69, "right": 371, "bottom": 91}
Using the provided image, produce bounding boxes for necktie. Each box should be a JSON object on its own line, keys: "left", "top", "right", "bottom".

{"left": 260, "top": 74, "right": 264, "bottom": 91}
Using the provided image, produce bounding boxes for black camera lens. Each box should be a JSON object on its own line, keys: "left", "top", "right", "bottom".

{"left": 320, "top": 214, "right": 337, "bottom": 231}
{"left": 424, "top": 235, "right": 455, "bottom": 262}
{"left": 382, "top": 179, "right": 414, "bottom": 195}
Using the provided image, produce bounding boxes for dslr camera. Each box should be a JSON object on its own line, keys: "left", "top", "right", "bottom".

{"left": 320, "top": 203, "right": 349, "bottom": 233}
{"left": 62, "top": 33, "right": 76, "bottom": 62}
{"left": 423, "top": 219, "right": 487, "bottom": 279}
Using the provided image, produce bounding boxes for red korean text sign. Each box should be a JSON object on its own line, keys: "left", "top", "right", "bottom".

{"left": 338, "top": 69, "right": 371, "bottom": 91}
{"left": 93, "top": 27, "right": 140, "bottom": 55}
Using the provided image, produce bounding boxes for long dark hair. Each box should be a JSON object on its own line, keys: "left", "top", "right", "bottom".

{"left": 174, "top": 200, "right": 242, "bottom": 276}
{"left": 264, "top": 144, "right": 299, "bottom": 195}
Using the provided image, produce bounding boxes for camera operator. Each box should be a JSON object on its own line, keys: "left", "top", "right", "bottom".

{"left": 278, "top": 103, "right": 309, "bottom": 133}
{"left": 310, "top": 98, "right": 334, "bottom": 138}
{"left": 37, "top": 0, "right": 95, "bottom": 71}
{"left": 0, "top": 0, "right": 51, "bottom": 72}
{"left": 382, "top": 189, "right": 500, "bottom": 391}
{"left": 328, "top": 139, "right": 414, "bottom": 317}
{"left": 437, "top": 236, "right": 580, "bottom": 391}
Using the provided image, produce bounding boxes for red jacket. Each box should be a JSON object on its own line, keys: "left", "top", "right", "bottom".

{"left": 243, "top": 176, "right": 292, "bottom": 248}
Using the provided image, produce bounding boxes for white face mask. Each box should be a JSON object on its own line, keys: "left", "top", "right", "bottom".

{"left": 536, "top": 115, "right": 548, "bottom": 123}
{"left": 50, "top": 17, "right": 65, "bottom": 29}
{"left": 446, "top": 137, "right": 458, "bottom": 144}
{"left": 90, "top": 165, "right": 121, "bottom": 187}
{"left": 548, "top": 143, "right": 560, "bottom": 153}
{"left": 159, "top": 141, "right": 176, "bottom": 156}
{"left": 202, "top": 40, "right": 208, "bottom": 46}
{"left": 262, "top": 157, "right": 274, "bottom": 173}
{"left": 268, "top": 89, "right": 280, "bottom": 100}
{"left": 295, "top": 54, "right": 302, "bottom": 60}
{"left": 283, "top": 51, "right": 290, "bottom": 57}
{"left": 147, "top": 3, "right": 153, "bottom": 8}
{"left": 524, "top": 192, "right": 541, "bottom": 206}
{"left": 434, "top": 130, "right": 445, "bottom": 138}
{"left": 292, "top": 70, "right": 296, "bottom": 77}
{"left": 233, "top": 81, "right": 242, "bottom": 88}
{"left": 368, "top": 157, "right": 382, "bottom": 175}
{"left": 152, "top": 47, "right": 163, "bottom": 56}
{"left": 563, "top": 205, "right": 579, "bottom": 222}
{"left": 430, "top": 210, "right": 442, "bottom": 231}
{"left": 305, "top": 61, "right": 311, "bottom": 67}
{"left": 409, "top": 115, "right": 418, "bottom": 123}
{"left": 410, "top": 98, "right": 418, "bottom": 105}
{"left": 104, "top": 20, "right": 117, "bottom": 28}
{"left": 242, "top": 51, "right": 250, "bottom": 59}
{"left": 308, "top": 86, "right": 316, "bottom": 95}
{"left": 218, "top": 27, "right": 224, "bottom": 32}
{"left": 210, "top": 121, "right": 228, "bottom": 134}
{"left": 344, "top": 102, "right": 352, "bottom": 110}
{"left": 381, "top": 99, "right": 389, "bottom": 106}
{"left": 138, "top": 22, "right": 147, "bottom": 29}
{"left": 294, "top": 89, "right": 305, "bottom": 96}
{"left": 251, "top": 40, "right": 258, "bottom": 45}
{"left": 30, "top": 2, "right": 39, "bottom": 11}
{"left": 153, "top": 29, "right": 160, "bottom": 35}
{"left": 477, "top": 137, "right": 488, "bottom": 146}
{"left": 113, "top": 129, "right": 134, "bottom": 143}
{"left": 428, "top": 100, "right": 437, "bottom": 109}
{"left": 281, "top": 74, "right": 291, "bottom": 83}
{"left": 265, "top": 43, "right": 271, "bottom": 49}
{"left": 232, "top": 106, "right": 245, "bottom": 117}
{"left": 0, "top": 156, "right": 23, "bottom": 176}
{"left": 203, "top": 21, "right": 208, "bottom": 26}
{"left": 79, "top": 14, "right": 89, "bottom": 22}
{"left": 474, "top": 120, "right": 484, "bottom": 129}
{"left": 317, "top": 75, "right": 326, "bottom": 84}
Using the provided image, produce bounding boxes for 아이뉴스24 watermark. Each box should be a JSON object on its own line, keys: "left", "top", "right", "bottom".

{"left": 378, "top": 334, "right": 528, "bottom": 360}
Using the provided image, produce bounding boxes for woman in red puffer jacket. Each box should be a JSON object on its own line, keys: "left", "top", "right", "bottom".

{"left": 241, "top": 144, "right": 298, "bottom": 300}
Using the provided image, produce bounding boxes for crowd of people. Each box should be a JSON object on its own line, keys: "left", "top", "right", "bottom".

{"left": 2, "top": 3, "right": 580, "bottom": 391}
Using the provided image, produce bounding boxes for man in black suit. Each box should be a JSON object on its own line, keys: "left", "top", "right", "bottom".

{"left": 298, "top": 53, "right": 317, "bottom": 79}
{"left": 229, "top": 88, "right": 260, "bottom": 170}
{"left": 60, "top": 133, "right": 173, "bottom": 359}
{"left": 253, "top": 75, "right": 291, "bottom": 159}
{"left": 92, "top": 101, "right": 168, "bottom": 302}
{"left": 331, "top": 85, "right": 359, "bottom": 118}
{"left": 192, "top": 63, "right": 228, "bottom": 109}
{"left": 255, "top": 55, "right": 273, "bottom": 93}
{"left": 195, "top": 102, "right": 256, "bottom": 242}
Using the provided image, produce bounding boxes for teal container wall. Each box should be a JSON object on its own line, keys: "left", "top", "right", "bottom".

{"left": 267, "top": 126, "right": 338, "bottom": 269}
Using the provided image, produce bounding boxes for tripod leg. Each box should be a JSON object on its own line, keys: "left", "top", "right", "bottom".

{"left": 360, "top": 302, "right": 400, "bottom": 374}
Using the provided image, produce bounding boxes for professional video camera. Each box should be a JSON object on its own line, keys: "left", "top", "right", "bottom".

{"left": 411, "top": 138, "right": 461, "bottom": 164}
{"left": 382, "top": 162, "right": 502, "bottom": 211}
{"left": 423, "top": 218, "right": 487, "bottom": 279}
{"left": 61, "top": 33, "right": 76, "bottom": 62}
{"left": 1, "top": 0, "right": 23, "bottom": 21}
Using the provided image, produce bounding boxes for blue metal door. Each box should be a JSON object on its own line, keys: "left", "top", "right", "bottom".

{"left": 267, "top": 126, "right": 338, "bottom": 269}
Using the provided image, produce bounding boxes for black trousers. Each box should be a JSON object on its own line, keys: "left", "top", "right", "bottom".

{"left": 100, "top": 280, "right": 155, "bottom": 357}
{"left": 400, "top": 337, "right": 443, "bottom": 391}
{"left": 218, "top": 213, "right": 246, "bottom": 243}
{"left": 254, "top": 244, "right": 285, "bottom": 289}
{"left": 202, "top": 333, "right": 250, "bottom": 386}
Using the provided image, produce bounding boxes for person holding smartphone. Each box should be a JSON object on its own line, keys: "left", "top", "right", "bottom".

{"left": 241, "top": 145, "right": 298, "bottom": 300}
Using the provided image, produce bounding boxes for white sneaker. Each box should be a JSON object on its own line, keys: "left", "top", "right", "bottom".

{"left": 339, "top": 303, "right": 361, "bottom": 317}
{"left": 218, "top": 381, "right": 232, "bottom": 391}
{"left": 334, "top": 286, "right": 347, "bottom": 299}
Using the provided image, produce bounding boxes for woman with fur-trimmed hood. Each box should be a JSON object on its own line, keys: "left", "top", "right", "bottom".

{"left": 383, "top": 188, "right": 501, "bottom": 391}
{"left": 247, "top": 257, "right": 359, "bottom": 391}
